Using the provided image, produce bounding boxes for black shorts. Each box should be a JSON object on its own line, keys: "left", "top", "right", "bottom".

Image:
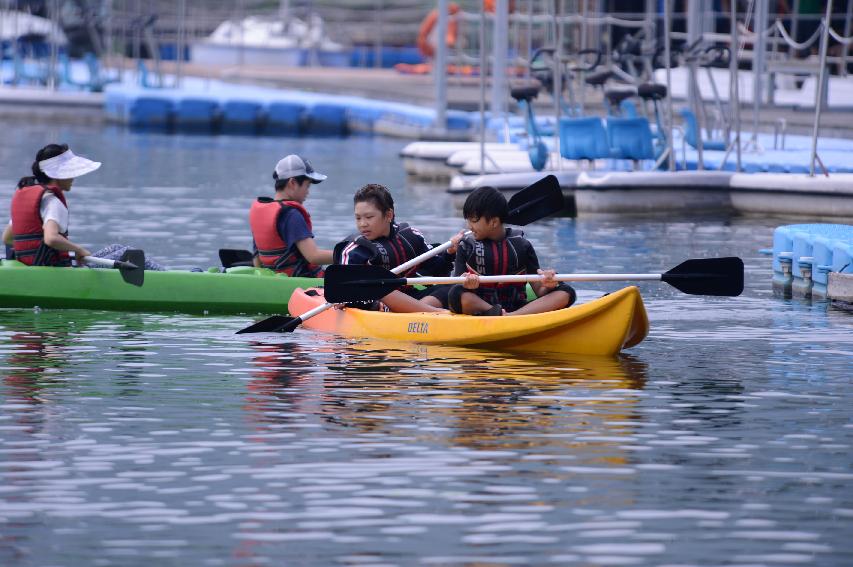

{"left": 410, "top": 285, "right": 452, "bottom": 308}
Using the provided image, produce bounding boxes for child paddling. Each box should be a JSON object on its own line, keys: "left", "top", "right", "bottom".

{"left": 449, "top": 186, "right": 576, "bottom": 316}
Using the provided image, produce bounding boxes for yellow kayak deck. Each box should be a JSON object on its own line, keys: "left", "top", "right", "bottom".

{"left": 288, "top": 286, "right": 649, "bottom": 356}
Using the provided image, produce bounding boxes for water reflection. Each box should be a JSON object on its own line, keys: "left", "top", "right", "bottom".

{"left": 242, "top": 337, "right": 648, "bottom": 458}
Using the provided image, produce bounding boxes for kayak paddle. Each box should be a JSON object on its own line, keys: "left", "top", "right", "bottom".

{"left": 235, "top": 174, "right": 566, "bottom": 334}
{"left": 219, "top": 249, "right": 255, "bottom": 268}
{"left": 323, "top": 257, "right": 745, "bottom": 303}
{"left": 82, "top": 248, "right": 145, "bottom": 287}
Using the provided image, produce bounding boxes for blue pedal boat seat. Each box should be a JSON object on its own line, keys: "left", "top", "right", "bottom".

{"left": 680, "top": 108, "right": 727, "bottom": 151}
{"left": 559, "top": 117, "right": 610, "bottom": 161}
{"left": 606, "top": 117, "right": 655, "bottom": 161}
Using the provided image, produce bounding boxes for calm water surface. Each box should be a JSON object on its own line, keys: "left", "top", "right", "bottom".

{"left": 1, "top": 124, "right": 851, "bottom": 566}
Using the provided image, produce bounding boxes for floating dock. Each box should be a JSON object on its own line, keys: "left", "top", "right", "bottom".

{"left": 763, "top": 223, "right": 853, "bottom": 299}
{"left": 447, "top": 170, "right": 853, "bottom": 218}
{"left": 103, "top": 77, "right": 474, "bottom": 138}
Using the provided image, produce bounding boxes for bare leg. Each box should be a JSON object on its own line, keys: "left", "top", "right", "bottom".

{"left": 381, "top": 290, "right": 447, "bottom": 313}
{"left": 459, "top": 290, "right": 499, "bottom": 315}
{"left": 507, "top": 290, "right": 571, "bottom": 316}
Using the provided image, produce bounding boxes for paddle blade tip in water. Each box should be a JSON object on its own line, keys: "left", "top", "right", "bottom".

{"left": 274, "top": 317, "right": 303, "bottom": 333}
{"left": 236, "top": 315, "right": 293, "bottom": 334}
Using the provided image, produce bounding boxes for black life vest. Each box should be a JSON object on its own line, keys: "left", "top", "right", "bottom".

{"left": 334, "top": 223, "right": 436, "bottom": 296}
{"left": 249, "top": 198, "right": 324, "bottom": 277}
{"left": 10, "top": 184, "right": 72, "bottom": 267}
{"left": 334, "top": 223, "right": 431, "bottom": 274}
{"left": 456, "top": 228, "right": 534, "bottom": 309}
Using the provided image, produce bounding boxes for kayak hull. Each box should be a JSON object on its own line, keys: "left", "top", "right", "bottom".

{"left": 0, "top": 260, "right": 318, "bottom": 315}
{"left": 287, "top": 286, "right": 649, "bottom": 356}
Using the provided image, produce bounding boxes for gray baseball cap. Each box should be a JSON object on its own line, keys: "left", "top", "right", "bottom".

{"left": 274, "top": 154, "right": 327, "bottom": 184}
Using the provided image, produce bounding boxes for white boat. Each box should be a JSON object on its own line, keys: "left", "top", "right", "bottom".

{"left": 729, "top": 173, "right": 853, "bottom": 218}
{"left": 456, "top": 150, "right": 590, "bottom": 175}
{"left": 573, "top": 171, "right": 733, "bottom": 214}
{"left": 447, "top": 170, "right": 579, "bottom": 214}
{"left": 192, "top": 15, "right": 349, "bottom": 68}
{"left": 400, "top": 141, "right": 520, "bottom": 178}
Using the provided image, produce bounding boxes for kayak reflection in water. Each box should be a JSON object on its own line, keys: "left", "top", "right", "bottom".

{"left": 449, "top": 186, "right": 576, "bottom": 316}
{"left": 333, "top": 183, "right": 459, "bottom": 313}
{"left": 2, "top": 143, "right": 164, "bottom": 270}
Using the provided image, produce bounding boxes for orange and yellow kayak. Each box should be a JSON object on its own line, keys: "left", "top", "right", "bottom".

{"left": 287, "top": 286, "right": 649, "bottom": 356}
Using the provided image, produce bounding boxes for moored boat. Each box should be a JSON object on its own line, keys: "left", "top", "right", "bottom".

{"left": 287, "top": 286, "right": 649, "bottom": 356}
{"left": 0, "top": 260, "right": 319, "bottom": 315}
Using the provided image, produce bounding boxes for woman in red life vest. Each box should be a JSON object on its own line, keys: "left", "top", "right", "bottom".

{"left": 249, "top": 154, "right": 334, "bottom": 277}
{"left": 3, "top": 143, "right": 100, "bottom": 266}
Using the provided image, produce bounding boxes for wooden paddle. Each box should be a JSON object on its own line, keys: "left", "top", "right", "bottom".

{"left": 235, "top": 174, "right": 565, "bottom": 334}
{"left": 82, "top": 249, "right": 145, "bottom": 287}
{"left": 323, "top": 257, "right": 745, "bottom": 303}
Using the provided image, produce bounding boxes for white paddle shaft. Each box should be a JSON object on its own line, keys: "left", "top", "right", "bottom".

{"left": 393, "top": 230, "right": 469, "bottom": 274}
{"left": 303, "top": 233, "right": 463, "bottom": 321}
{"left": 81, "top": 256, "right": 119, "bottom": 268}
{"left": 398, "top": 273, "right": 665, "bottom": 285}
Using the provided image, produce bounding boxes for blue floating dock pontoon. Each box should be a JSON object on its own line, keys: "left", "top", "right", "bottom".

{"left": 764, "top": 224, "right": 853, "bottom": 297}
{"left": 221, "top": 100, "right": 263, "bottom": 134}
{"left": 128, "top": 96, "right": 173, "bottom": 129}
{"left": 103, "top": 77, "right": 474, "bottom": 138}
{"left": 266, "top": 101, "right": 305, "bottom": 134}
{"left": 175, "top": 97, "right": 218, "bottom": 131}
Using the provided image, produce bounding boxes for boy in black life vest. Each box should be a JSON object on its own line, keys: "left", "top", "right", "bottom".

{"left": 448, "top": 186, "right": 576, "bottom": 316}
{"left": 249, "top": 154, "right": 333, "bottom": 277}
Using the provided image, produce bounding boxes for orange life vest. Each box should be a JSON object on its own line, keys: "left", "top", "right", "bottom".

{"left": 10, "top": 184, "right": 72, "bottom": 267}
{"left": 248, "top": 198, "right": 324, "bottom": 277}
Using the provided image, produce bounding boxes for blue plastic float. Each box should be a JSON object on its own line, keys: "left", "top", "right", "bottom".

{"left": 764, "top": 224, "right": 853, "bottom": 297}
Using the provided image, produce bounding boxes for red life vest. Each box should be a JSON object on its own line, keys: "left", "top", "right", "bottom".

{"left": 248, "top": 198, "right": 324, "bottom": 277}
{"left": 10, "top": 184, "right": 72, "bottom": 267}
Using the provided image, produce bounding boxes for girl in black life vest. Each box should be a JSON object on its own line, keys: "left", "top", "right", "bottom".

{"left": 448, "top": 186, "right": 576, "bottom": 316}
{"left": 334, "top": 183, "right": 459, "bottom": 313}
{"left": 3, "top": 144, "right": 98, "bottom": 266}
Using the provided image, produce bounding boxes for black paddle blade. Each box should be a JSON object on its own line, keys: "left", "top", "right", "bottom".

{"left": 118, "top": 249, "right": 145, "bottom": 287}
{"left": 324, "top": 264, "right": 406, "bottom": 303}
{"left": 219, "top": 249, "right": 255, "bottom": 268}
{"left": 505, "top": 174, "right": 564, "bottom": 226}
{"left": 662, "top": 257, "right": 744, "bottom": 296}
{"left": 236, "top": 315, "right": 294, "bottom": 334}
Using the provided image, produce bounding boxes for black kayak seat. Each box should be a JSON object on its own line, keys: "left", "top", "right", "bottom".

{"left": 638, "top": 83, "right": 667, "bottom": 101}
{"left": 510, "top": 85, "right": 541, "bottom": 103}
{"left": 585, "top": 70, "right": 615, "bottom": 86}
{"left": 604, "top": 88, "right": 637, "bottom": 107}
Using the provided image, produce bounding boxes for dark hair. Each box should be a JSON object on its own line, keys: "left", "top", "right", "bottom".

{"left": 353, "top": 183, "right": 395, "bottom": 216}
{"left": 18, "top": 143, "right": 68, "bottom": 188}
{"left": 463, "top": 186, "right": 508, "bottom": 222}
{"left": 272, "top": 172, "right": 309, "bottom": 191}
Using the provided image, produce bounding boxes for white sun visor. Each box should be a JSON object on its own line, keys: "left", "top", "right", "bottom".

{"left": 39, "top": 149, "right": 101, "bottom": 180}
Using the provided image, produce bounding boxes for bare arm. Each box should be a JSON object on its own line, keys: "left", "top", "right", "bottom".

{"left": 2, "top": 223, "right": 12, "bottom": 246}
{"left": 43, "top": 220, "right": 91, "bottom": 259}
{"left": 295, "top": 237, "right": 333, "bottom": 266}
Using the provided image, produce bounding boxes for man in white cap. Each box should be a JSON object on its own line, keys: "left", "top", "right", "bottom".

{"left": 3, "top": 143, "right": 100, "bottom": 266}
{"left": 248, "top": 154, "right": 332, "bottom": 277}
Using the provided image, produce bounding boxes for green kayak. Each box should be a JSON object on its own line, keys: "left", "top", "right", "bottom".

{"left": 0, "top": 260, "right": 320, "bottom": 315}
